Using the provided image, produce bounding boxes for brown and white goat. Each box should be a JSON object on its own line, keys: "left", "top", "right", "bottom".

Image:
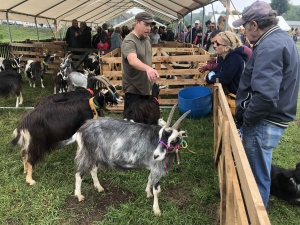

{"left": 10, "top": 77, "right": 123, "bottom": 185}
{"left": 73, "top": 105, "right": 190, "bottom": 215}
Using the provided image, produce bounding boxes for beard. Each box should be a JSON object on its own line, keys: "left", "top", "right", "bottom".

{"left": 139, "top": 35, "right": 146, "bottom": 40}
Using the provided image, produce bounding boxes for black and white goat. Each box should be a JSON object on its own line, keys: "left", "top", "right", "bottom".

{"left": 24, "top": 53, "right": 56, "bottom": 88}
{"left": 0, "top": 54, "right": 23, "bottom": 73}
{"left": 53, "top": 68, "right": 68, "bottom": 94}
{"left": 270, "top": 162, "right": 300, "bottom": 206}
{"left": 11, "top": 76, "right": 124, "bottom": 185}
{"left": 0, "top": 70, "right": 23, "bottom": 107}
{"left": 84, "top": 53, "right": 100, "bottom": 75}
{"left": 73, "top": 105, "right": 190, "bottom": 215}
{"left": 60, "top": 53, "right": 75, "bottom": 72}
{"left": 123, "top": 83, "right": 161, "bottom": 125}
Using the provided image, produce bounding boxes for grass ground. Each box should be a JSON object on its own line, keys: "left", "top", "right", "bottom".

{"left": 0, "top": 43, "right": 299, "bottom": 225}
{"left": 0, "top": 24, "right": 57, "bottom": 42}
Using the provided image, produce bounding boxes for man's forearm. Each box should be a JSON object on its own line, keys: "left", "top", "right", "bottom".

{"left": 128, "top": 57, "right": 151, "bottom": 72}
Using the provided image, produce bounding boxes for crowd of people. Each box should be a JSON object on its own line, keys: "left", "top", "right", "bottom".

{"left": 120, "top": 2, "right": 300, "bottom": 211}
{"left": 65, "top": 19, "right": 132, "bottom": 52}
{"left": 65, "top": 2, "right": 300, "bottom": 210}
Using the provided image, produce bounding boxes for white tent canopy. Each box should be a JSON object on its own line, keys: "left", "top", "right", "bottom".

{"left": 113, "top": 16, "right": 165, "bottom": 29}
{"left": 0, "top": 0, "right": 219, "bottom": 25}
{"left": 211, "top": 14, "right": 291, "bottom": 31}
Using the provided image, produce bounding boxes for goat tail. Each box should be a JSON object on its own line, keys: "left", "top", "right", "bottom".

{"left": 58, "top": 133, "right": 77, "bottom": 147}
{"left": 11, "top": 129, "right": 30, "bottom": 149}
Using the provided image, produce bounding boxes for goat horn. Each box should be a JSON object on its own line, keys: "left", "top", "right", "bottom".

{"left": 100, "top": 75, "right": 111, "bottom": 84}
{"left": 166, "top": 104, "right": 177, "bottom": 127}
{"left": 94, "top": 76, "right": 114, "bottom": 94}
{"left": 172, "top": 110, "right": 191, "bottom": 130}
{"left": 10, "top": 52, "right": 16, "bottom": 58}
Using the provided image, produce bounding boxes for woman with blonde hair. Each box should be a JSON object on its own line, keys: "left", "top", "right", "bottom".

{"left": 205, "top": 31, "right": 248, "bottom": 95}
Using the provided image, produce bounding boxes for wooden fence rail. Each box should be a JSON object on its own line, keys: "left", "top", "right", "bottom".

{"left": 213, "top": 83, "right": 270, "bottom": 225}
{"left": 0, "top": 43, "right": 10, "bottom": 58}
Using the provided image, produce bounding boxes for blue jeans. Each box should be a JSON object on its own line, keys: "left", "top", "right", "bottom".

{"left": 241, "top": 120, "right": 286, "bottom": 208}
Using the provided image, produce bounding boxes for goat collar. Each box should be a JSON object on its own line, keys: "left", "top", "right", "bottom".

{"left": 159, "top": 139, "right": 188, "bottom": 169}
{"left": 86, "top": 88, "right": 94, "bottom": 95}
{"left": 89, "top": 97, "right": 98, "bottom": 119}
{"left": 43, "top": 61, "right": 48, "bottom": 66}
{"left": 158, "top": 140, "right": 180, "bottom": 153}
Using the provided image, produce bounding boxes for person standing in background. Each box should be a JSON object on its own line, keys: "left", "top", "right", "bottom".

{"left": 65, "top": 19, "right": 81, "bottom": 48}
{"left": 75, "top": 22, "right": 92, "bottom": 48}
{"left": 233, "top": 0, "right": 300, "bottom": 208}
{"left": 121, "top": 12, "right": 159, "bottom": 111}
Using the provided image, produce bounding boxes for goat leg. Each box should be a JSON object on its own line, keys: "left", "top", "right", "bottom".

{"left": 22, "top": 150, "right": 28, "bottom": 174}
{"left": 16, "top": 96, "right": 19, "bottom": 108}
{"left": 90, "top": 166, "right": 104, "bottom": 192}
{"left": 145, "top": 173, "right": 153, "bottom": 198}
{"left": 19, "top": 92, "right": 23, "bottom": 105}
{"left": 152, "top": 182, "right": 161, "bottom": 216}
{"left": 41, "top": 79, "right": 45, "bottom": 89}
{"left": 25, "top": 163, "right": 36, "bottom": 185}
{"left": 75, "top": 172, "right": 85, "bottom": 201}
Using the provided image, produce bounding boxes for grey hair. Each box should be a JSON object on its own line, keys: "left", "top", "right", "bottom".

{"left": 255, "top": 10, "right": 278, "bottom": 30}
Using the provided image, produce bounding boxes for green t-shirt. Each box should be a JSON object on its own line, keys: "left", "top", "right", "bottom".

{"left": 121, "top": 33, "right": 152, "bottom": 95}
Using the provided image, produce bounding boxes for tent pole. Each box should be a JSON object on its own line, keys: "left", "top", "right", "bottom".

{"left": 6, "top": 12, "right": 12, "bottom": 43}
{"left": 34, "top": 16, "right": 40, "bottom": 42}
{"left": 225, "top": 0, "right": 230, "bottom": 31}
{"left": 212, "top": 3, "right": 217, "bottom": 29}
{"left": 190, "top": 12, "right": 193, "bottom": 43}
{"left": 201, "top": 6, "right": 205, "bottom": 47}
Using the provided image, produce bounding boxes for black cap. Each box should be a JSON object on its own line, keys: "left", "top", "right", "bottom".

{"left": 135, "top": 12, "right": 156, "bottom": 25}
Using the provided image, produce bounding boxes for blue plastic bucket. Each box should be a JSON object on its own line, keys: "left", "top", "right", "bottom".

{"left": 178, "top": 86, "right": 212, "bottom": 119}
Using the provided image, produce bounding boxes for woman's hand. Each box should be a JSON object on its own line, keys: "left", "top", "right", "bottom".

{"left": 198, "top": 63, "right": 207, "bottom": 73}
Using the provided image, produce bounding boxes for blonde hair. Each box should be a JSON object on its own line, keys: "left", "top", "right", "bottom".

{"left": 219, "top": 31, "right": 242, "bottom": 49}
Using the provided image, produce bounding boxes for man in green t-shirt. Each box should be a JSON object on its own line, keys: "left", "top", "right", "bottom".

{"left": 121, "top": 12, "right": 160, "bottom": 111}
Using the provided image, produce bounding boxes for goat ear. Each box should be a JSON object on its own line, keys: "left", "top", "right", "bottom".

{"left": 51, "top": 54, "right": 56, "bottom": 57}
{"left": 83, "top": 69, "right": 88, "bottom": 73}
{"left": 179, "top": 131, "right": 187, "bottom": 137}
{"left": 92, "top": 69, "right": 95, "bottom": 74}
{"left": 43, "top": 52, "right": 47, "bottom": 57}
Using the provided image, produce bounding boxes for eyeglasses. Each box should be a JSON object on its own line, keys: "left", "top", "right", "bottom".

{"left": 209, "top": 26, "right": 215, "bottom": 29}
{"left": 212, "top": 41, "right": 227, "bottom": 47}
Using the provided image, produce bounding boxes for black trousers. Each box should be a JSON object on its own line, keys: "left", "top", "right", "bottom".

{"left": 124, "top": 93, "right": 150, "bottom": 111}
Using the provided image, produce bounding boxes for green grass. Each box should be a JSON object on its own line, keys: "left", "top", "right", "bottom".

{"left": 0, "top": 42, "right": 300, "bottom": 225}
{"left": 0, "top": 24, "right": 57, "bottom": 42}
{"left": 0, "top": 73, "right": 220, "bottom": 224}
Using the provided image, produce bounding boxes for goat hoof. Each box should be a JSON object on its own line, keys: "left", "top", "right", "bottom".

{"left": 153, "top": 209, "right": 161, "bottom": 216}
{"left": 146, "top": 193, "right": 153, "bottom": 198}
{"left": 95, "top": 185, "right": 104, "bottom": 192}
{"left": 26, "top": 179, "right": 36, "bottom": 185}
{"left": 76, "top": 195, "right": 85, "bottom": 202}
